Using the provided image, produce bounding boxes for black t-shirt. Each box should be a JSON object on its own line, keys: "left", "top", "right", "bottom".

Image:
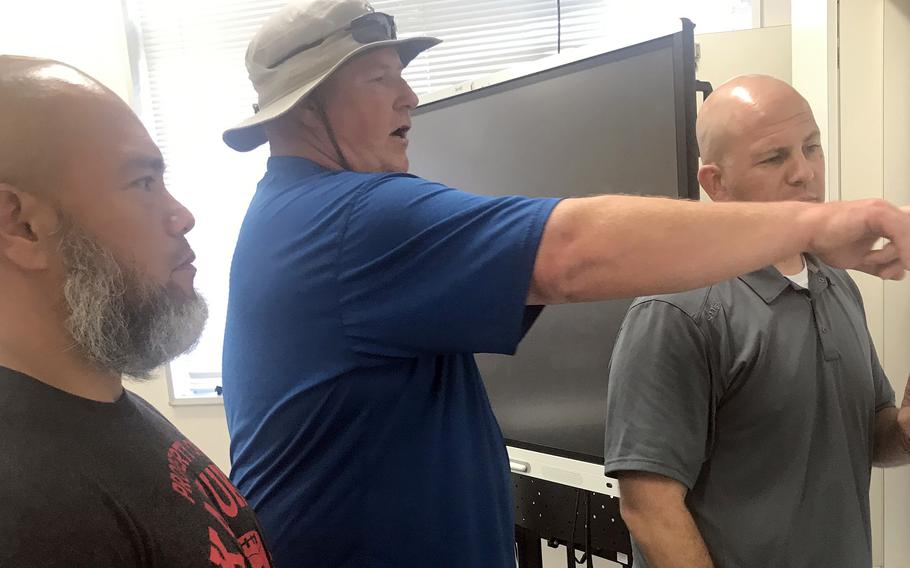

{"left": 0, "top": 366, "right": 274, "bottom": 567}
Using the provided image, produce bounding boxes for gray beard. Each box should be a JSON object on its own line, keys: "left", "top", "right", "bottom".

{"left": 58, "top": 219, "right": 208, "bottom": 379}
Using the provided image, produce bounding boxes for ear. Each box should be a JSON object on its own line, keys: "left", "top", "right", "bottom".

{"left": 290, "top": 96, "right": 326, "bottom": 131}
{"left": 0, "top": 184, "right": 59, "bottom": 270}
{"left": 697, "top": 164, "right": 731, "bottom": 203}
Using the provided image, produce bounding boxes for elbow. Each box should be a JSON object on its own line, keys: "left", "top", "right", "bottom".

{"left": 529, "top": 200, "right": 592, "bottom": 304}
{"left": 618, "top": 497, "right": 654, "bottom": 537}
{"left": 616, "top": 472, "right": 689, "bottom": 535}
{"left": 531, "top": 237, "right": 602, "bottom": 304}
{"left": 530, "top": 255, "right": 577, "bottom": 304}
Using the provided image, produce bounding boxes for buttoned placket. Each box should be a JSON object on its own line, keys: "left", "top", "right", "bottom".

{"left": 806, "top": 271, "right": 840, "bottom": 361}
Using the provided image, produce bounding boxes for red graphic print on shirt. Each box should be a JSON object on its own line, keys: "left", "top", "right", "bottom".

{"left": 167, "top": 439, "right": 271, "bottom": 568}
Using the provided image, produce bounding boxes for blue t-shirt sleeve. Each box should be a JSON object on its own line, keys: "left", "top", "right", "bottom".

{"left": 336, "top": 174, "right": 559, "bottom": 358}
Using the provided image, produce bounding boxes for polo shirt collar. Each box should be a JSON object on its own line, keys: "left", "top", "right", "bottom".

{"left": 266, "top": 156, "right": 328, "bottom": 178}
{"left": 738, "top": 254, "right": 830, "bottom": 304}
{"left": 739, "top": 266, "right": 790, "bottom": 304}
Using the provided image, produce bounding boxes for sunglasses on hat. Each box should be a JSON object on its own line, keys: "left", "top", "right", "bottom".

{"left": 270, "top": 12, "right": 398, "bottom": 69}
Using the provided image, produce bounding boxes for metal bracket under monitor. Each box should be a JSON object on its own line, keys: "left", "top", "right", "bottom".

{"left": 513, "top": 473, "right": 632, "bottom": 567}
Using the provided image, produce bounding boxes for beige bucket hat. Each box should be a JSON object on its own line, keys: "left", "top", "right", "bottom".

{"left": 223, "top": 0, "right": 441, "bottom": 152}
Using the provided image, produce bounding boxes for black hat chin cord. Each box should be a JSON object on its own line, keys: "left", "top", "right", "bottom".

{"left": 315, "top": 101, "right": 352, "bottom": 171}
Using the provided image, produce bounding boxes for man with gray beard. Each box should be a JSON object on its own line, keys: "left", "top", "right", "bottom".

{"left": 0, "top": 56, "right": 272, "bottom": 567}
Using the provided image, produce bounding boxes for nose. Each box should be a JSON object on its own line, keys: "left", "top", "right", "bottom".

{"left": 788, "top": 153, "right": 815, "bottom": 186}
{"left": 166, "top": 192, "right": 196, "bottom": 237}
{"left": 397, "top": 77, "right": 419, "bottom": 111}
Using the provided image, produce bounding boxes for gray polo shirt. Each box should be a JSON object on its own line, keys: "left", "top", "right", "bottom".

{"left": 604, "top": 257, "right": 895, "bottom": 568}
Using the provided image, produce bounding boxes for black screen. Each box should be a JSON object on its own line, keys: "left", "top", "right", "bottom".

{"left": 407, "top": 27, "right": 697, "bottom": 462}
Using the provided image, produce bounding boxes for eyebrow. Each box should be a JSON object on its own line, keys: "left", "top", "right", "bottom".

{"left": 756, "top": 131, "right": 822, "bottom": 157}
{"left": 122, "top": 155, "right": 166, "bottom": 175}
{"left": 371, "top": 61, "right": 404, "bottom": 73}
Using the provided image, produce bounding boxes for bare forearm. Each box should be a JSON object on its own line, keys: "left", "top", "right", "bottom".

{"left": 532, "top": 196, "right": 818, "bottom": 302}
{"left": 873, "top": 407, "right": 910, "bottom": 467}
{"left": 624, "top": 505, "right": 714, "bottom": 568}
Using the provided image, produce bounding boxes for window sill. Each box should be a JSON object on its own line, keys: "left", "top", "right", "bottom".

{"left": 168, "top": 395, "right": 225, "bottom": 407}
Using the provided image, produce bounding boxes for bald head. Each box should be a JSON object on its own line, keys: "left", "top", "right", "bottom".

{"left": 697, "top": 75, "right": 813, "bottom": 165}
{"left": 695, "top": 74, "right": 825, "bottom": 204}
{"left": 0, "top": 57, "right": 205, "bottom": 383}
{"left": 0, "top": 55, "right": 130, "bottom": 194}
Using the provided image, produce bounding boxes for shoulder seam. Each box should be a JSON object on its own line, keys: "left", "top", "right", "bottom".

{"left": 629, "top": 285, "right": 716, "bottom": 326}
{"left": 626, "top": 294, "right": 715, "bottom": 358}
{"left": 333, "top": 181, "right": 376, "bottom": 356}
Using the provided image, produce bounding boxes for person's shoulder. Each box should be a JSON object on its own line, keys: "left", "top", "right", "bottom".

{"left": 341, "top": 171, "right": 477, "bottom": 218}
{"left": 125, "top": 389, "right": 166, "bottom": 418}
{"left": 0, "top": 371, "right": 61, "bottom": 447}
{"left": 0, "top": 411, "right": 90, "bottom": 507}
{"left": 124, "top": 390, "right": 184, "bottom": 434}
{"left": 349, "top": 171, "right": 452, "bottom": 195}
{"left": 0, "top": 465, "right": 139, "bottom": 566}
{"left": 263, "top": 160, "right": 438, "bottom": 198}
{"left": 629, "top": 281, "right": 731, "bottom": 324}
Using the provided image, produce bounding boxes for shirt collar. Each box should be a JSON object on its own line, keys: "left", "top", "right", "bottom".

{"left": 738, "top": 266, "right": 791, "bottom": 304}
{"left": 738, "top": 254, "right": 829, "bottom": 304}
{"left": 266, "top": 155, "right": 328, "bottom": 178}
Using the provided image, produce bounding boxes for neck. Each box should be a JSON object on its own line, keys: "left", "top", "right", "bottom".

{"left": 0, "top": 277, "right": 122, "bottom": 402}
{"left": 266, "top": 119, "right": 349, "bottom": 171}
{"left": 775, "top": 253, "right": 805, "bottom": 276}
{"left": 268, "top": 133, "right": 349, "bottom": 170}
{"left": 270, "top": 137, "right": 345, "bottom": 171}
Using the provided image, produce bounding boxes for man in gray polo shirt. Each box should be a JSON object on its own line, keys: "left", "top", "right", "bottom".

{"left": 604, "top": 74, "right": 910, "bottom": 568}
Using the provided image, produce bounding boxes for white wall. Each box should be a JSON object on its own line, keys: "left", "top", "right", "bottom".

{"left": 881, "top": 3, "right": 910, "bottom": 566}
{"left": 791, "top": 0, "right": 839, "bottom": 201}
{"left": 0, "top": 0, "right": 234, "bottom": 472}
{"left": 838, "top": 1, "right": 910, "bottom": 566}
{"left": 695, "top": 25, "right": 792, "bottom": 86}
{"left": 838, "top": 1, "right": 887, "bottom": 564}
{"left": 761, "top": 0, "right": 793, "bottom": 27}
{"left": 0, "top": 0, "right": 133, "bottom": 104}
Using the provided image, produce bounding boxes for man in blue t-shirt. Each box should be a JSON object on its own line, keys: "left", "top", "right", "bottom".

{"left": 220, "top": 1, "right": 910, "bottom": 566}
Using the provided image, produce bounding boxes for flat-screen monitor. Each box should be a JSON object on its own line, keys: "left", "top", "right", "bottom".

{"left": 407, "top": 21, "right": 698, "bottom": 463}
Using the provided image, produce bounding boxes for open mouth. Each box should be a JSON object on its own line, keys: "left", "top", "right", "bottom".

{"left": 390, "top": 125, "right": 410, "bottom": 139}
